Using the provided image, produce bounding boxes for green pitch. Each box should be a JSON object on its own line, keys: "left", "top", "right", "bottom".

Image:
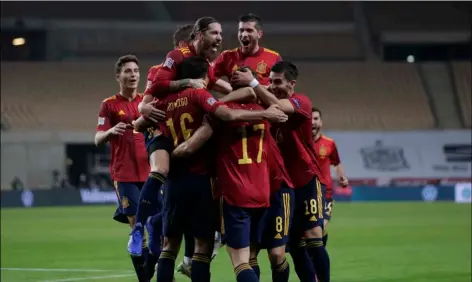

{"left": 1, "top": 203, "right": 470, "bottom": 282}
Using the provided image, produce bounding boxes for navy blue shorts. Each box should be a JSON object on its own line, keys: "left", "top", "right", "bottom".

{"left": 222, "top": 200, "right": 268, "bottom": 250}
{"left": 260, "top": 186, "right": 295, "bottom": 249}
{"left": 162, "top": 173, "right": 217, "bottom": 240}
{"left": 291, "top": 177, "right": 324, "bottom": 239}
{"left": 112, "top": 181, "right": 144, "bottom": 223}
{"left": 144, "top": 127, "right": 173, "bottom": 156}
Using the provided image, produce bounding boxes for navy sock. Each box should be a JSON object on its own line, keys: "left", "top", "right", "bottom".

{"left": 136, "top": 172, "right": 166, "bottom": 226}
{"left": 234, "top": 263, "right": 259, "bottom": 282}
{"left": 306, "top": 238, "right": 331, "bottom": 282}
{"left": 130, "top": 247, "right": 149, "bottom": 282}
{"left": 156, "top": 250, "right": 176, "bottom": 282}
{"left": 146, "top": 252, "right": 159, "bottom": 280}
{"left": 290, "top": 241, "right": 316, "bottom": 282}
{"left": 149, "top": 213, "right": 163, "bottom": 258}
{"left": 191, "top": 253, "right": 211, "bottom": 282}
{"left": 249, "top": 258, "right": 260, "bottom": 279}
{"left": 271, "top": 258, "right": 290, "bottom": 282}
{"left": 184, "top": 232, "right": 195, "bottom": 260}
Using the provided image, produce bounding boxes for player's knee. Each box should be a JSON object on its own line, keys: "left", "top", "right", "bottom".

{"left": 227, "top": 246, "right": 250, "bottom": 268}
{"left": 268, "top": 246, "right": 286, "bottom": 265}
{"left": 305, "top": 226, "right": 323, "bottom": 239}
{"left": 323, "top": 219, "right": 329, "bottom": 230}
{"left": 127, "top": 216, "right": 136, "bottom": 228}
{"left": 162, "top": 236, "right": 181, "bottom": 253}
{"left": 149, "top": 151, "right": 170, "bottom": 176}
{"left": 195, "top": 238, "right": 213, "bottom": 255}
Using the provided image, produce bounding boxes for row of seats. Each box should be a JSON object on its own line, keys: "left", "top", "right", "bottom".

{"left": 451, "top": 62, "right": 471, "bottom": 128}
{"left": 2, "top": 61, "right": 450, "bottom": 131}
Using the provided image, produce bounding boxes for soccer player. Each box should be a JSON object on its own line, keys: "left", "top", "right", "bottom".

{"left": 232, "top": 61, "right": 331, "bottom": 282}
{"left": 129, "top": 17, "right": 232, "bottom": 255}
{"left": 152, "top": 56, "right": 287, "bottom": 282}
{"left": 311, "top": 107, "right": 349, "bottom": 246}
{"left": 214, "top": 13, "right": 281, "bottom": 86}
{"left": 94, "top": 55, "right": 165, "bottom": 282}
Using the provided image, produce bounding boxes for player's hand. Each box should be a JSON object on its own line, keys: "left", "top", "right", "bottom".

{"left": 141, "top": 100, "right": 166, "bottom": 121}
{"left": 231, "top": 69, "right": 255, "bottom": 87}
{"left": 108, "top": 122, "right": 131, "bottom": 136}
{"left": 264, "top": 104, "right": 288, "bottom": 123}
{"left": 339, "top": 176, "right": 349, "bottom": 187}
{"left": 188, "top": 78, "right": 207, "bottom": 89}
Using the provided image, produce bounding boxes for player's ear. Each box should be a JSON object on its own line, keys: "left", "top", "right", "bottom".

{"left": 289, "top": 80, "right": 297, "bottom": 88}
{"left": 257, "top": 30, "right": 263, "bottom": 39}
{"left": 115, "top": 73, "right": 120, "bottom": 82}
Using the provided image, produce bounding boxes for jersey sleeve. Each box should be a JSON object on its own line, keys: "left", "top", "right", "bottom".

{"left": 144, "top": 50, "right": 183, "bottom": 98}
{"left": 193, "top": 89, "right": 223, "bottom": 113}
{"left": 212, "top": 52, "right": 227, "bottom": 78}
{"left": 96, "top": 101, "right": 112, "bottom": 132}
{"left": 329, "top": 141, "right": 341, "bottom": 166}
{"left": 288, "top": 94, "right": 312, "bottom": 119}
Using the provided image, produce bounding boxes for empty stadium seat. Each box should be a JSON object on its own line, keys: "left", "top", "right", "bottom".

{"left": 451, "top": 62, "right": 472, "bottom": 128}
{"left": 1, "top": 62, "right": 436, "bottom": 131}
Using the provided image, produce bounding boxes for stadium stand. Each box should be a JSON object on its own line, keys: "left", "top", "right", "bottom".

{"left": 1, "top": 61, "right": 435, "bottom": 131}
{"left": 451, "top": 62, "right": 472, "bottom": 128}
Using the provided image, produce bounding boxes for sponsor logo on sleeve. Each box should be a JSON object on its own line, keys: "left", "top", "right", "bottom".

{"left": 290, "top": 98, "right": 301, "bottom": 108}
{"left": 98, "top": 117, "right": 105, "bottom": 125}
{"left": 163, "top": 57, "right": 175, "bottom": 69}
{"left": 207, "top": 97, "right": 217, "bottom": 106}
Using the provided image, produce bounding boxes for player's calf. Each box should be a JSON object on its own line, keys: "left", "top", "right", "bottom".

{"left": 191, "top": 237, "right": 213, "bottom": 282}
{"left": 228, "top": 246, "right": 259, "bottom": 282}
{"left": 305, "top": 225, "right": 330, "bottom": 282}
{"left": 156, "top": 236, "right": 181, "bottom": 282}
{"left": 249, "top": 247, "right": 260, "bottom": 279}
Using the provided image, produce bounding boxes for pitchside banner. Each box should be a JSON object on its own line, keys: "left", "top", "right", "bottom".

{"left": 454, "top": 183, "right": 472, "bottom": 203}
{"left": 323, "top": 130, "right": 471, "bottom": 181}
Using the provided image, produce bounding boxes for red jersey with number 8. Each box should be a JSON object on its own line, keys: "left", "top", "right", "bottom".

{"left": 207, "top": 102, "right": 272, "bottom": 208}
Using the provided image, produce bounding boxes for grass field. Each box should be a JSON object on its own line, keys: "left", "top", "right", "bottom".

{"left": 1, "top": 203, "right": 470, "bottom": 282}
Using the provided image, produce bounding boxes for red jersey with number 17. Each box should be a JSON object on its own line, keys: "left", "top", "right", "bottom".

{"left": 156, "top": 88, "right": 223, "bottom": 175}
{"left": 271, "top": 93, "right": 325, "bottom": 188}
{"left": 96, "top": 94, "right": 150, "bottom": 182}
{"left": 145, "top": 45, "right": 218, "bottom": 98}
{"left": 207, "top": 102, "right": 272, "bottom": 208}
{"left": 213, "top": 47, "right": 282, "bottom": 86}
{"left": 313, "top": 134, "right": 341, "bottom": 199}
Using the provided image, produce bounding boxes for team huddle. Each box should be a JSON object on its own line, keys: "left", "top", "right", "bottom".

{"left": 95, "top": 14, "right": 348, "bottom": 282}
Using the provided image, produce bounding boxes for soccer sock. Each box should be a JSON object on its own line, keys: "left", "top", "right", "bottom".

{"left": 306, "top": 238, "right": 331, "bottom": 282}
{"left": 130, "top": 246, "right": 149, "bottom": 282}
{"left": 184, "top": 232, "right": 195, "bottom": 265}
{"left": 271, "top": 258, "right": 290, "bottom": 282}
{"left": 234, "top": 263, "right": 259, "bottom": 282}
{"left": 191, "top": 253, "right": 212, "bottom": 282}
{"left": 149, "top": 213, "right": 163, "bottom": 258}
{"left": 290, "top": 242, "right": 317, "bottom": 282}
{"left": 146, "top": 251, "right": 159, "bottom": 280}
{"left": 156, "top": 250, "right": 176, "bottom": 282}
{"left": 249, "top": 258, "right": 260, "bottom": 279}
{"left": 136, "top": 172, "right": 166, "bottom": 226}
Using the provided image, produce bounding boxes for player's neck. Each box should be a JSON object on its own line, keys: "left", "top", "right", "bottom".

{"left": 119, "top": 88, "right": 137, "bottom": 100}
{"left": 314, "top": 132, "right": 322, "bottom": 141}
{"left": 193, "top": 41, "right": 203, "bottom": 56}
{"left": 241, "top": 44, "right": 260, "bottom": 56}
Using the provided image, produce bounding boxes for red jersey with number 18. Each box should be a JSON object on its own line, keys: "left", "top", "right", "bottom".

{"left": 208, "top": 102, "right": 271, "bottom": 208}
{"left": 156, "top": 88, "right": 223, "bottom": 175}
{"left": 271, "top": 93, "right": 325, "bottom": 188}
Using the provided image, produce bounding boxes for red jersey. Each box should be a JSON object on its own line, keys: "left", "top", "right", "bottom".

{"left": 145, "top": 64, "right": 162, "bottom": 93}
{"left": 145, "top": 45, "right": 218, "bottom": 98}
{"left": 268, "top": 134, "right": 294, "bottom": 193}
{"left": 313, "top": 134, "right": 341, "bottom": 199}
{"left": 208, "top": 102, "right": 272, "bottom": 208}
{"left": 96, "top": 94, "right": 150, "bottom": 182}
{"left": 271, "top": 93, "right": 325, "bottom": 187}
{"left": 213, "top": 47, "right": 282, "bottom": 86}
{"left": 157, "top": 88, "right": 223, "bottom": 175}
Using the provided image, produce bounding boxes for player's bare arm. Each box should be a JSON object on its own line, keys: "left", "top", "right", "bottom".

{"left": 211, "top": 78, "right": 233, "bottom": 94}
{"left": 232, "top": 69, "right": 296, "bottom": 114}
{"left": 133, "top": 116, "right": 152, "bottom": 133}
{"left": 138, "top": 99, "right": 165, "bottom": 121}
{"left": 334, "top": 164, "right": 349, "bottom": 187}
{"left": 219, "top": 87, "right": 256, "bottom": 103}
{"left": 95, "top": 122, "right": 131, "bottom": 146}
{"left": 172, "top": 122, "right": 214, "bottom": 157}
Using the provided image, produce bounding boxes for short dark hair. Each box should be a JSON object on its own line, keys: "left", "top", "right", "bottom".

{"left": 177, "top": 56, "right": 209, "bottom": 80}
{"left": 271, "top": 61, "right": 299, "bottom": 81}
{"left": 173, "top": 24, "right": 193, "bottom": 47}
{"left": 239, "top": 13, "right": 263, "bottom": 30}
{"left": 312, "top": 107, "right": 322, "bottom": 117}
{"left": 191, "top": 16, "right": 219, "bottom": 40}
{"left": 115, "top": 55, "right": 139, "bottom": 74}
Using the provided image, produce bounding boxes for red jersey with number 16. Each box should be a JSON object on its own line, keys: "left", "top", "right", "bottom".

{"left": 96, "top": 94, "right": 149, "bottom": 182}
{"left": 156, "top": 88, "right": 223, "bottom": 175}
{"left": 145, "top": 45, "right": 218, "bottom": 98}
{"left": 208, "top": 102, "right": 272, "bottom": 208}
{"left": 271, "top": 93, "right": 325, "bottom": 188}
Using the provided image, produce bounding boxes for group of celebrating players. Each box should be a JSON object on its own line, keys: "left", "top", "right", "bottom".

{"left": 95, "top": 13, "right": 348, "bottom": 282}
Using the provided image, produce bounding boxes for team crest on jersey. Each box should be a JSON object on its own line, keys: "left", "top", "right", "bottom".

{"left": 206, "top": 97, "right": 217, "bottom": 106}
{"left": 319, "top": 144, "right": 327, "bottom": 159}
{"left": 256, "top": 61, "right": 267, "bottom": 74}
{"left": 118, "top": 110, "right": 126, "bottom": 116}
{"left": 121, "top": 197, "right": 130, "bottom": 208}
{"left": 232, "top": 64, "right": 239, "bottom": 73}
{"left": 97, "top": 117, "right": 105, "bottom": 125}
{"left": 163, "top": 57, "right": 174, "bottom": 69}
